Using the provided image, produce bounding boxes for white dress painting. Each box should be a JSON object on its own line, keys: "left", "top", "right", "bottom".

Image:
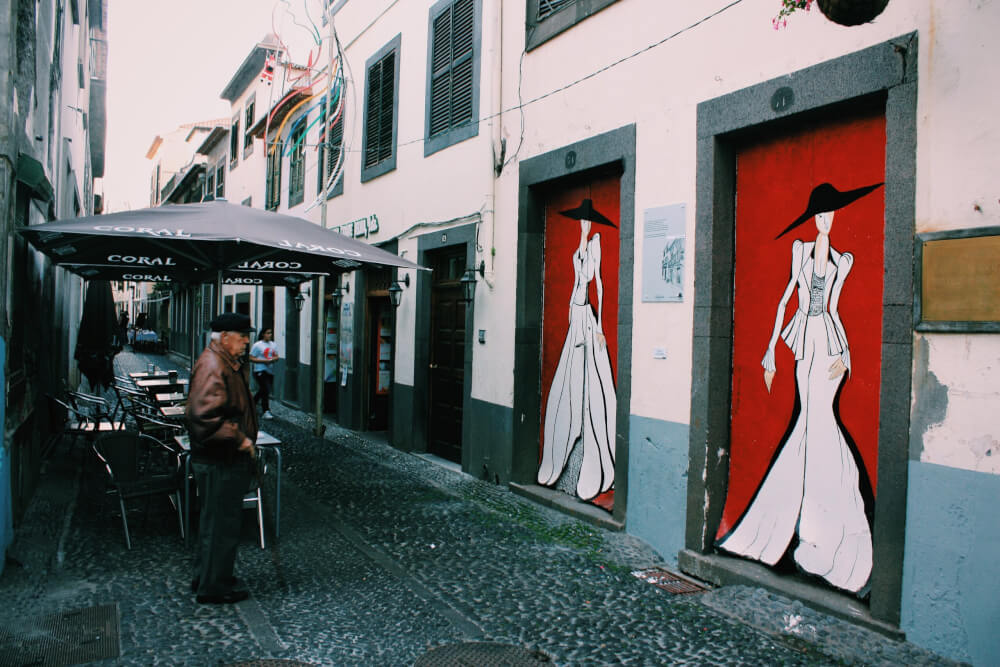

{"left": 537, "top": 231, "right": 616, "bottom": 501}
{"left": 717, "top": 235, "right": 873, "bottom": 594}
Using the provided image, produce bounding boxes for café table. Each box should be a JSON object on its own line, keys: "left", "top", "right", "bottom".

{"left": 135, "top": 378, "right": 189, "bottom": 396}
{"left": 154, "top": 392, "right": 186, "bottom": 405}
{"left": 175, "top": 430, "right": 282, "bottom": 547}
{"left": 129, "top": 371, "right": 170, "bottom": 380}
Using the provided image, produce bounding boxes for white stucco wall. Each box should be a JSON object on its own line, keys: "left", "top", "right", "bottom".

{"left": 257, "top": 0, "right": 999, "bottom": 478}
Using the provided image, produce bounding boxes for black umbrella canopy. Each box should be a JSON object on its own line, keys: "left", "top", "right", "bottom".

{"left": 18, "top": 200, "right": 424, "bottom": 280}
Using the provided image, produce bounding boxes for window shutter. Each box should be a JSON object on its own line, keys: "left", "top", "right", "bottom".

{"left": 364, "top": 61, "right": 382, "bottom": 168}
{"left": 430, "top": 0, "right": 475, "bottom": 137}
{"left": 365, "top": 51, "right": 396, "bottom": 169}
{"left": 378, "top": 53, "right": 394, "bottom": 163}
{"left": 538, "top": 0, "right": 576, "bottom": 20}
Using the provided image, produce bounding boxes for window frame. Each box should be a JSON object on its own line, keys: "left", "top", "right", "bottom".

{"left": 317, "top": 97, "right": 345, "bottom": 199}
{"left": 525, "top": 0, "right": 619, "bottom": 52}
{"left": 288, "top": 122, "right": 306, "bottom": 208}
{"left": 423, "top": 0, "right": 481, "bottom": 158}
{"left": 204, "top": 166, "right": 215, "bottom": 201}
{"left": 265, "top": 140, "right": 282, "bottom": 211}
{"left": 361, "top": 33, "right": 402, "bottom": 182}
{"left": 243, "top": 93, "right": 256, "bottom": 158}
{"left": 229, "top": 113, "right": 240, "bottom": 169}
{"left": 215, "top": 163, "right": 225, "bottom": 198}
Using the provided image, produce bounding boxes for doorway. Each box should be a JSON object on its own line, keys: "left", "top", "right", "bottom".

{"left": 283, "top": 290, "right": 300, "bottom": 404}
{"left": 427, "top": 246, "right": 467, "bottom": 463}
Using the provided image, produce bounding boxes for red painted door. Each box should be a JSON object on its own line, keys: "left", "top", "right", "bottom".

{"left": 718, "top": 109, "right": 886, "bottom": 594}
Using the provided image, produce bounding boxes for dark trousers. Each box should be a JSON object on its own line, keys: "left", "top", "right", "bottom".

{"left": 253, "top": 371, "right": 273, "bottom": 412}
{"left": 192, "top": 460, "right": 252, "bottom": 596}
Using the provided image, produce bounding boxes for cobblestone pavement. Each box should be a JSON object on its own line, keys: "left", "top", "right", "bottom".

{"left": 0, "top": 351, "right": 958, "bottom": 665}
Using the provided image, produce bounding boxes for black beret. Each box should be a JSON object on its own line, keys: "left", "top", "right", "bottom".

{"left": 209, "top": 312, "right": 253, "bottom": 333}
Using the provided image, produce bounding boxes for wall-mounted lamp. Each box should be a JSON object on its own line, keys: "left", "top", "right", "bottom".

{"left": 460, "top": 261, "right": 485, "bottom": 304}
{"left": 294, "top": 285, "right": 310, "bottom": 312}
{"left": 331, "top": 286, "right": 343, "bottom": 310}
{"left": 400, "top": 273, "right": 411, "bottom": 288}
{"left": 388, "top": 281, "right": 403, "bottom": 308}
{"left": 460, "top": 269, "right": 477, "bottom": 304}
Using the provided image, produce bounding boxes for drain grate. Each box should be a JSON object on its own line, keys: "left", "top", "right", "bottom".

{"left": 0, "top": 603, "right": 120, "bottom": 666}
{"left": 415, "top": 642, "right": 552, "bottom": 666}
{"left": 224, "top": 661, "right": 317, "bottom": 667}
{"left": 632, "top": 567, "right": 710, "bottom": 595}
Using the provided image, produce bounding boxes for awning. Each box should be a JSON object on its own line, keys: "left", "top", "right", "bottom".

{"left": 16, "top": 153, "right": 54, "bottom": 203}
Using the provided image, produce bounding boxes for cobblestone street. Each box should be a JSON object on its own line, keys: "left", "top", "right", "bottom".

{"left": 0, "top": 352, "right": 956, "bottom": 666}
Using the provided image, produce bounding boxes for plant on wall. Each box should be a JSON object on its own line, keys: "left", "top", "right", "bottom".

{"left": 773, "top": 0, "right": 814, "bottom": 29}
{"left": 774, "top": 0, "right": 890, "bottom": 28}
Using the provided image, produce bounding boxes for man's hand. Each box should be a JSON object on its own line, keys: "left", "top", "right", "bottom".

{"left": 238, "top": 437, "right": 256, "bottom": 458}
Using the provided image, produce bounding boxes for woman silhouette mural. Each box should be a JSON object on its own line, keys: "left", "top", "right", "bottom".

{"left": 717, "top": 182, "right": 882, "bottom": 594}
{"left": 537, "top": 198, "right": 617, "bottom": 502}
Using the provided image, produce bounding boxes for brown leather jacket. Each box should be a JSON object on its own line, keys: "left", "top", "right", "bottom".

{"left": 185, "top": 339, "right": 258, "bottom": 463}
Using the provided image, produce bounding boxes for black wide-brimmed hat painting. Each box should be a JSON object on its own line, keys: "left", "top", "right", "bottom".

{"left": 559, "top": 198, "right": 617, "bottom": 228}
{"left": 776, "top": 182, "right": 883, "bottom": 239}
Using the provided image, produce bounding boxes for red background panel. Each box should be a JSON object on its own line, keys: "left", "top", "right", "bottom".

{"left": 716, "top": 110, "right": 886, "bottom": 539}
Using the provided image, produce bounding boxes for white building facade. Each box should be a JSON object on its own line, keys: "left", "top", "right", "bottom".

{"left": 180, "top": 1, "right": 999, "bottom": 662}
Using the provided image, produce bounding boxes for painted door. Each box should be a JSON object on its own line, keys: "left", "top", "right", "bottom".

{"left": 538, "top": 176, "right": 620, "bottom": 509}
{"left": 428, "top": 247, "right": 467, "bottom": 463}
{"left": 717, "top": 108, "right": 886, "bottom": 595}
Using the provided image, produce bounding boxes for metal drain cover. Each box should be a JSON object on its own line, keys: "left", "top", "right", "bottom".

{"left": 0, "top": 603, "right": 120, "bottom": 666}
{"left": 416, "top": 642, "right": 552, "bottom": 666}
{"left": 632, "top": 567, "right": 710, "bottom": 595}
{"left": 224, "top": 661, "right": 317, "bottom": 667}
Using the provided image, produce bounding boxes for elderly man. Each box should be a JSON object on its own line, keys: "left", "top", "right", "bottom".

{"left": 186, "top": 312, "right": 258, "bottom": 604}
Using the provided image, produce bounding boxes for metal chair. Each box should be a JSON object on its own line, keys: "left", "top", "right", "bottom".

{"left": 93, "top": 431, "right": 185, "bottom": 549}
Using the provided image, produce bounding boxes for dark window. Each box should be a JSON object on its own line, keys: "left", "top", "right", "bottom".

{"left": 244, "top": 94, "right": 255, "bottom": 158}
{"left": 362, "top": 34, "right": 401, "bottom": 182}
{"left": 288, "top": 124, "right": 306, "bottom": 207}
{"left": 229, "top": 114, "right": 240, "bottom": 168}
{"left": 424, "top": 0, "right": 480, "bottom": 157}
{"left": 215, "top": 163, "right": 225, "bottom": 198}
{"left": 266, "top": 140, "right": 282, "bottom": 210}
{"left": 205, "top": 169, "right": 215, "bottom": 201}
{"left": 525, "top": 0, "right": 619, "bottom": 51}
{"left": 318, "top": 99, "right": 345, "bottom": 198}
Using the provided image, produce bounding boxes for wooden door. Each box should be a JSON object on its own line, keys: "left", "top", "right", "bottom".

{"left": 427, "top": 248, "right": 467, "bottom": 462}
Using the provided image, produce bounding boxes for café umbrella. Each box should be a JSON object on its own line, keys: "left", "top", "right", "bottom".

{"left": 18, "top": 199, "right": 422, "bottom": 279}
{"left": 20, "top": 200, "right": 425, "bottom": 433}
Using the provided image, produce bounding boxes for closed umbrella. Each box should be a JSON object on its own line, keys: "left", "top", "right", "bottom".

{"left": 75, "top": 280, "right": 119, "bottom": 392}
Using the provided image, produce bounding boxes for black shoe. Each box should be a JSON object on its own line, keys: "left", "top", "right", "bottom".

{"left": 196, "top": 589, "right": 249, "bottom": 604}
{"left": 191, "top": 576, "right": 241, "bottom": 593}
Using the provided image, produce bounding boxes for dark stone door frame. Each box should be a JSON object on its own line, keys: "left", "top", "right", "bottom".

{"left": 513, "top": 124, "right": 636, "bottom": 525}
{"left": 681, "top": 34, "right": 918, "bottom": 629}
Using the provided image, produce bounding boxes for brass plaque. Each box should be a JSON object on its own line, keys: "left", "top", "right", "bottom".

{"left": 921, "top": 234, "right": 1000, "bottom": 322}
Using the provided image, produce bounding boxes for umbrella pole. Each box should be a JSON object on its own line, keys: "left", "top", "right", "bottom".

{"left": 188, "top": 285, "right": 197, "bottom": 370}
{"left": 313, "top": 275, "right": 325, "bottom": 437}
{"left": 215, "top": 270, "right": 224, "bottom": 315}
